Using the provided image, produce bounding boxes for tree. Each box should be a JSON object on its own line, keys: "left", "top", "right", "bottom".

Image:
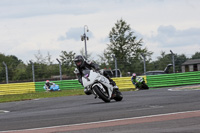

{"left": 80, "top": 48, "right": 92, "bottom": 60}
{"left": 175, "top": 54, "right": 188, "bottom": 72}
{"left": 46, "top": 52, "right": 53, "bottom": 65}
{"left": 191, "top": 52, "right": 200, "bottom": 59}
{"left": 103, "top": 19, "right": 152, "bottom": 74}
{"left": 98, "top": 50, "right": 113, "bottom": 69}
{"left": 149, "top": 52, "right": 188, "bottom": 73}
{"left": 13, "top": 62, "right": 29, "bottom": 81}
{"left": 155, "top": 51, "right": 172, "bottom": 70}
{"left": 0, "top": 53, "right": 23, "bottom": 82}
{"left": 59, "top": 51, "right": 76, "bottom": 77}
{"left": 34, "top": 50, "right": 47, "bottom": 64}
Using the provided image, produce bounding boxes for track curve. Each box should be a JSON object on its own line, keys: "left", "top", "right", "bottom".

{"left": 0, "top": 85, "right": 200, "bottom": 133}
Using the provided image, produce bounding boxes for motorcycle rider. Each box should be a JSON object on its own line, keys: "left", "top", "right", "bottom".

{"left": 131, "top": 73, "right": 148, "bottom": 90}
{"left": 45, "top": 80, "right": 53, "bottom": 91}
{"left": 131, "top": 73, "right": 140, "bottom": 90}
{"left": 74, "top": 55, "right": 119, "bottom": 95}
{"left": 131, "top": 73, "right": 137, "bottom": 84}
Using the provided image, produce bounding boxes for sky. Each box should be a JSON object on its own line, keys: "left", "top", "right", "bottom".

{"left": 0, "top": 0, "right": 200, "bottom": 63}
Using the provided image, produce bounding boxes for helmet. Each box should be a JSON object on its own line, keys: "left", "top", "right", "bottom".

{"left": 46, "top": 80, "right": 49, "bottom": 83}
{"left": 132, "top": 73, "right": 136, "bottom": 77}
{"left": 74, "top": 55, "right": 85, "bottom": 68}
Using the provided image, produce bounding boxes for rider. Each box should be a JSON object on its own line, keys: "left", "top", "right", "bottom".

{"left": 74, "top": 55, "right": 118, "bottom": 95}
{"left": 45, "top": 80, "right": 53, "bottom": 90}
{"left": 131, "top": 73, "right": 147, "bottom": 90}
{"left": 131, "top": 73, "right": 139, "bottom": 89}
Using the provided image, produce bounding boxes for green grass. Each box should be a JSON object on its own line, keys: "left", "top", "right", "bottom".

{"left": 0, "top": 88, "right": 135, "bottom": 103}
{"left": 0, "top": 89, "right": 85, "bottom": 103}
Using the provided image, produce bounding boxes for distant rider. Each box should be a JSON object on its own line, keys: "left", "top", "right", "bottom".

{"left": 131, "top": 73, "right": 140, "bottom": 90}
{"left": 45, "top": 80, "right": 53, "bottom": 90}
{"left": 131, "top": 73, "right": 146, "bottom": 90}
{"left": 73, "top": 55, "right": 119, "bottom": 95}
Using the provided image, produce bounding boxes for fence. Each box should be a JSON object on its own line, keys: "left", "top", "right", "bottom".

{"left": 1, "top": 55, "right": 190, "bottom": 84}
{"left": 0, "top": 71, "right": 200, "bottom": 96}
{"left": 0, "top": 62, "right": 76, "bottom": 84}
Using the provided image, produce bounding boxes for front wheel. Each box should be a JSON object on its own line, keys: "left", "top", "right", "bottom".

{"left": 93, "top": 85, "right": 110, "bottom": 103}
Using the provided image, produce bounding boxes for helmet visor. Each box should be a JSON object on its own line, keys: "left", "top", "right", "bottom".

{"left": 75, "top": 60, "right": 82, "bottom": 66}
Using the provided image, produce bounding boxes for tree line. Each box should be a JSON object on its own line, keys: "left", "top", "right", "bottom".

{"left": 0, "top": 19, "right": 200, "bottom": 83}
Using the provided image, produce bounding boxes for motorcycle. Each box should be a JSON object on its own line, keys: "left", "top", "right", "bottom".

{"left": 133, "top": 76, "right": 149, "bottom": 90}
{"left": 43, "top": 83, "right": 60, "bottom": 91}
{"left": 82, "top": 69, "right": 123, "bottom": 103}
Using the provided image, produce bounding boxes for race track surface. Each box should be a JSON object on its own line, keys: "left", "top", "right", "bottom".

{"left": 0, "top": 85, "right": 200, "bottom": 133}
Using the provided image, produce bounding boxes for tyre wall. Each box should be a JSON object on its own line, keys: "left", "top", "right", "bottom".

{"left": 112, "top": 76, "right": 147, "bottom": 89}
{"left": 0, "top": 82, "right": 35, "bottom": 95}
{"left": 146, "top": 71, "right": 200, "bottom": 88}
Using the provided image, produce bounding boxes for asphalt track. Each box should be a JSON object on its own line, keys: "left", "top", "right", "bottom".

{"left": 0, "top": 85, "right": 200, "bottom": 133}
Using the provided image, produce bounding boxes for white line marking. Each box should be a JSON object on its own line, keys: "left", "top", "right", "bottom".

{"left": 33, "top": 99, "right": 40, "bottom": 100}
{"left": 0, "top": 110, "right": 10, "bottom": 113}
{"left": 168, "top": 88, "right": 200, "bottom": 91}
{"left": 1, "top": 110, "right": 200, "bottom": 133}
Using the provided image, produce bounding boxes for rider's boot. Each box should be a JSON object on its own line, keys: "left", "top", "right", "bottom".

{"left": 111, "top": 85, "right": 120, "bottom": 99}
{"left": 113, "top": 85, "right": 119, "bottom": 91}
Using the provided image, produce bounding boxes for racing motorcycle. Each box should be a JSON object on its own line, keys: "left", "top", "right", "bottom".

{"left": 82, "top": 69, "right": 123, "bottom": 103}
{"left": 133, "top": 76, "right": 149, "bottom": 90}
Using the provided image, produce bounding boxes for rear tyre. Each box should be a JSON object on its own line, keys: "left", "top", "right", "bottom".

{"left": 93, "top": 86, "right": 110, "bottom": 103}
{"left": 142, "top": 82, "right": 149, "bottom": 90}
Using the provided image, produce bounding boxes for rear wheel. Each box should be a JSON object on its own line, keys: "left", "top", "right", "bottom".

{"left": 142, "top": 82, "right": 149, "bottom": 90}
{"left": 93, "top": 85, "right": 110, "bottom": 103}
{"left": 114, "top": 90, "right": 123, "bottom": 101}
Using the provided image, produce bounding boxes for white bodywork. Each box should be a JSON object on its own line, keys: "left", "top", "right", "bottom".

{"left": 82, "top": 70, "right": 113, "bottom": 99}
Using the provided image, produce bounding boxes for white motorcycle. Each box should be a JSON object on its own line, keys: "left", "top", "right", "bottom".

{"left": 81, "top": 69, "right": 123, "bottom": 103}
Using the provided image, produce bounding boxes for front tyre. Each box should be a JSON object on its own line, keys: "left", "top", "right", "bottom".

{"left": 93, "top": 85, "right": 110, "bottom": 103}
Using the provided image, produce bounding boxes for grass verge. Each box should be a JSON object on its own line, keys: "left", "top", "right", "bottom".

{"left": 0, "top": 88, "right": 135, "bottom": 103}
{"left": 0, "top": 89, "right": 85, "bottom": 103}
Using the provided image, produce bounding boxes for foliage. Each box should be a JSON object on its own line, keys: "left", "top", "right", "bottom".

{"left": 80, "top": 48, "right": 92, "bottom": 60}
{"left": 101, "top": 19, "right": 153, "bottom": 75}
{"left": 191, "top": 52, "right": 200, "bottom": 59}
{"left": 175, "top": 54, "right": 188, "bottom": 72}
{"left": 0, "top": 89, "right": 85, "bottom": 103}
{"left": 12, "top": 62, "right": 29, "bottom": 81}
{"left": 149, "top": 52, "right": 188, "bottom": 73}
{"left": 152, "top": 51, "right": 172, "bottom": 71}
{"left": 59, "top": 51, "right": 76, "bottom": 77}
{"left": 0, "top": 88, "right": 134, "bottom": 103}
{"left": 34, "top": 50, "right": 47, "bottom": 64}
{"left": 0, "top": 53, "right": 23, "bottom": 82}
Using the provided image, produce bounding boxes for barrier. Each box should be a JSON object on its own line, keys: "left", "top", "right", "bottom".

{"left": 146, "top": 71, "right": 200, "bottom": 88}
{"left": 0, "top": 82, "right": 35, "bottom": 95}
{"left": 1, "top": 71, "right": 199, "bottom": 95}
{"left": 35, "top": 80, "right": 83, "bottom": 92}
{"left": 112, "top": 76, "right": 147, "bottom": 89}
